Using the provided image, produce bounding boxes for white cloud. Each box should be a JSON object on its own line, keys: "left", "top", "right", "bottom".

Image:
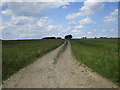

{"left": 0, "top": 26, "right": 5, "bottom": 31}
{"left": 6, "top": 2, "right": 69, "bottom": 17}
{"left": 101, "top": 29, "right": 106, "bottom": 32}
{"left": 0, "top": 2, "right": 2, "bottom": 7}
{"left": 110, "top": 29, "right": 114, "bottom": 32}
{"left": 72, "top": 30, "right": 80, "bottom": 33}
{"left": 104, "top": 16, "right": 116, "bottom": 23}
{"left": 46, "top": 25, "right": 56, "bottom": 31}
{"left": 61, "top": 26, "right": 70, "bottom": 32}
{"left": 37, "top": 16, "right": 52, "bottom": 27}
{"left": 11, "top": 15, "right": 35, "bottom": 25}
{"left": 62, "top": 5, "right": 68, "bottom": 9}
{"left": 68, "top": 21, "right": 76, "bottom": 25}
{"left": 87, "top": 32, "right": 92, "bottom": 34}
{"left": 66, "top": 12, "right": 81, "bottom": 20}
{"left": 2, "top": 2, "right": 70, "bottom": 39}
{"left": 2, "top": 9, "right": 13, "bottom": 16}
{"left": 93, "top": 29, "right": 97, "bottom": 32}
{"left": 75, "top": 25, "right": 84, "bottom": 29}
{"left": 0, "top": 2, "right": 7, "bottom": 7}
{"left": 72, "top": 30, "right": 81, "bottom": 37}
{"left": 80, "top": 1, "right": 104, "bottom": 15}
{"left": 70, "top": 17, "right": 94, "bottom": 30}
{"left": 79, "top": 17, "right": 95, "bottom": 25}
{"left": 2, "top": 15, "right": 65, "bottom": 39}
{"left": 111, "top": 9, "right": 118, "bottom": 16}
{"left": 66, "top": 0, "right": 104, "bottom": 19}
{"left": 104, "top": 9, "right": 118, "bottom": 23}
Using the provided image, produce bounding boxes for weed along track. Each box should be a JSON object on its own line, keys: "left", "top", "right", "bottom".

{"left": 3, "top": 41, "right": 117, "bottom": 88}
{"left": 53, "top": 41, "right": 68, "bottom": 64}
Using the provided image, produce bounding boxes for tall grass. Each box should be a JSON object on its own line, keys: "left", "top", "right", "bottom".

{"left": 3, "top": 39, "right": 64, "bottom": 80}
{"left": 70, "top": 39, "right": 118, "bottom": 83}
{"left": 53, "top": 41, "right": 68, "bottom": 64}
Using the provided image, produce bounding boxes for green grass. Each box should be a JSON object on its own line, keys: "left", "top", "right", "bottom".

{"left": 53, "top": 41, "right": 68, "bottom": 64}
{"left": 2, "top": 39, "right": 64, "bottom": 80}
{"left": 70, "top": 38, "right": 118, "bottom": 84}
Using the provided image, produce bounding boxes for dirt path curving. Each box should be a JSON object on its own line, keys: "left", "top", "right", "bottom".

{"left": 3, "top": 41, "right": 117, "bottom": 88}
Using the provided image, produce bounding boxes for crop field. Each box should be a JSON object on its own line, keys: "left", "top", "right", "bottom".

{"left": 2, "top": 39, "right": 64, "bottom": 80}
{"left": 70, "top": 38, "right": 119, "bottom": 83}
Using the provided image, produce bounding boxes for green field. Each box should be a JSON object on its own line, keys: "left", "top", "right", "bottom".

{"left": 70, "top": 39, "right": 118, "bottom": 83}
{"left": 2, "top": 39, "right": 64, "bottom": 80}
{"left": 2, "top": 38, "right": 119, "bottom": 84}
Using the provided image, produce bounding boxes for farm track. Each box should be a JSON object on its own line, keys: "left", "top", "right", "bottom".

{"left": 3, "top": 41, "right": 116, "bottom": 88}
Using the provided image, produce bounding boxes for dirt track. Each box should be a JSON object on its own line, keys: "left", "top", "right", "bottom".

{"left": 3, "top": 41, "right": 116, "bottom": 88}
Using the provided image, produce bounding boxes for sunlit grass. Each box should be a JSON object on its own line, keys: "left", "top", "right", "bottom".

{"left": 71, "top": 38, "right": 118, "bottom": 83}
{"left": 3, "top": 39, "right": 64, "bottom": 80}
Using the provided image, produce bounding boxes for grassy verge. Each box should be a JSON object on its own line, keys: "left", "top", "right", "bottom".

{"left": 53, "top": 41, "right": 68, "bottom": 64}
{"left": 2, "top": 39, "right": 64, "bottom": 80}
{"left": 70, "top": 39, "right": 118, "bottom": 83}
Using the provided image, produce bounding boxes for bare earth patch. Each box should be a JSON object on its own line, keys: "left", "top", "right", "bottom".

{"left": 3, "top": 41, "right": 117, "bottom": 88}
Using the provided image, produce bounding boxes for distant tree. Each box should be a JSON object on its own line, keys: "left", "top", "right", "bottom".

{"left": 82, "top": 37, "right": 87, "bottom": 39}
{"left": 95, "top": 37, "right": 97, "bottom": 39}
{"left": 100, "top": 37, "right": 107, "bottom": 39}
{"left": 42, "top": 37, "right": 56, "bottom": 39}
{"left": 65, "top": 35, "right": 73, "bottom": 39}
{"left": 57, "top": 37, "right": 62, "bottom": 39}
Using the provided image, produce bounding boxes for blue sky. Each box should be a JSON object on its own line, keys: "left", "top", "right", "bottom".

{"left": 1, "top": 1, "right": 118, "bottom": 40}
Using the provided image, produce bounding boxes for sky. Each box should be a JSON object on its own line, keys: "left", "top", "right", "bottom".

{"left": 1, "top": 1, "right": 118, "bottom": 40}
